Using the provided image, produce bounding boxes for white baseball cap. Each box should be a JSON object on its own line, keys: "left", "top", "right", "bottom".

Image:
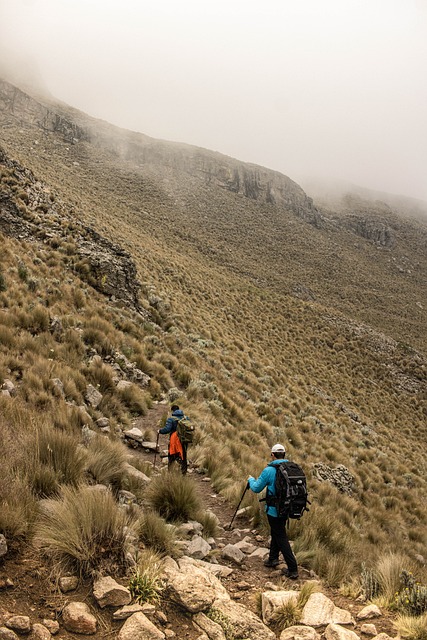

{"left": 271, "top": 443, "right": 286, "bottom": 454}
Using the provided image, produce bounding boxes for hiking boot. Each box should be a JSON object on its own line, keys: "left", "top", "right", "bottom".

{"left": 282, "top": 568, "right": 299, "bottom": 579}
{"left": 263, "top": 558, "right": 280, "bottom": 568}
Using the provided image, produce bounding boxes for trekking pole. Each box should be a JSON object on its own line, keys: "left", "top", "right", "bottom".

{"left": 226, "top": 483, "right": 249, "bottom": 530}
{"left": 153, "top": 431, "right": 160, "bottom": 469}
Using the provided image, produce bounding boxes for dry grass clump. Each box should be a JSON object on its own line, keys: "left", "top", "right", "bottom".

{"left": 395, "top": 614, "right": 427, "bottom": 640}
{"left": 137, "top": 511, "right": 177, "bottom": 556}
{"left": 146, "top": 470, "right": 201, "bottom": 523}
{"left": 85, "top": 436, "right": 128, "bottom": 490}
{"left": 34, "top": 485, "right": 134, "bottom": 577}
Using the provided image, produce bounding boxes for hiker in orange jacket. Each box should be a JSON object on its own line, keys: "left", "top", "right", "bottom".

{"left": 158, "top": 404, "right": 188, "bottom": 474}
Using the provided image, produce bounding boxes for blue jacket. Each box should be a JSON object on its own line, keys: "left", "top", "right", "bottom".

{"left": 248, "top": 458, "right": 288, "bottom": 517}
{"left": 159, "top": 409, "right": 184, "bottom": 435}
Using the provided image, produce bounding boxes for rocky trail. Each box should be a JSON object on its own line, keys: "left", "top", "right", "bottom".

{"left": 0, "top": 403, "right": 399, "bottom": 640}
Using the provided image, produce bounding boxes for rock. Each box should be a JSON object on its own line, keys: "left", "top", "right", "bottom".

{"left": 213, "top": 598, "right": 276, "bottom": 640}
{"left": 300, "top": 593, "right": 354, "bottom": 627}
{"left": 0, "top": 535, "right": 7, "bottom": 557}
{"left": 234, "top": 537, "right": 257, "bottom": 554}
{"left": 31, "top": 623, "right": 52, "bottom": 639}
{"left": 356, "top": 605, "right": 382, "bottom": 620}
{"left": 180, "top": 556, "right": 233, "bottom": 578}
{"left": 177, "top": 522, "right": 203, "bottom": 537}
{"left": 221, "top": 544, "right": 245, "bottom": 565}
{"left": 361, "top": 624, "right": 377, "bottom": 636}
{"left": 142, "top": 441, "right": 159, "bottom": 452}
{"left": 2, "top": 380, "right": 16, "bottom": 396}
{"left": 96, "top": 417, "right": 110, "bottom": 428}
{"left": 262, "top": 590, "right": 299, "bottom": 624}
{"left": 187, "top": 537, "right": 212, "bottom": 560}
{"left": 249, "top": 547, "right": 270, "bottom": 559}
{"left": 41, "top": 620, "right": 59, "bottom": 635}
{"left": 280, "top": 625, "right": 321, "bottom": 640}
{"left": 0, "top": 627, "right": 19, "bottom": 640}
{"left": 5, "top": 616, "right": 31, "bottom": 634}
{"left": 62, "top": 602, "right": 97, "bottom": 634}
{"left": 324, "top": 624, "right": 360, "bottom": 640}
{"left": 192, "top": 613, "right": 227, "bottom": 640}
{"left": 117, "top": 612, "right": 165, "bottom": 639}
{"left": 117, "top": 380, "right": 133, "bottom": 391}
{"left": 93, "top": 576, "right": 131, "bottom": 608}
{"left": 164, "top": 631, "right": 175, "bottom": 639}
{"left": 124, "top": 462, "right": 150, "bottom": 483}
{"left": 85, "top": 384, "right": 103, "bottom": 408}
{"left": 312, "top": 463, "right": 355, "bottom": 495}
{"left": 372, "top": 634, "right": 394, "bottom": 640}
{"left": 163, "top": 559, "right": 229, "bottom": 613}
{"left": 118, "top": 490, "right": 138, "bottom": 505}
{"left": 50, "top": 378, "right": 64, "bottom": 397}
{"left": 59, "top": 576, "right": 78, "bottom": 592}
{"left": 113, "top": 604, "right": 144, "bottom": 620}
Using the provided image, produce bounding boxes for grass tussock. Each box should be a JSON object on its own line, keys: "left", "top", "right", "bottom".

{"left": 86, "top": 436, "right": 128, "bottom": 490}
{"left": 146, "top": 470, "right": 201, "bottom": 523}
{"left": 137, "top": 510, "right": 177, "bottom": 556}
{"left": 128, "top": 549, "right": 164, "bottom": 605}
{"left": 395, "top": 614, "right": 427, "bottom": 640}
{"left": 34, "top": 485, "right": 134, "bottom": 577}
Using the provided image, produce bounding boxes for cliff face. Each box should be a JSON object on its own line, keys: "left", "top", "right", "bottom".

{"left": 0, "top": 145, "right": 141, "bottom": 312}
{"left": 0, "top": 78, "right": 321, "bottom": 227}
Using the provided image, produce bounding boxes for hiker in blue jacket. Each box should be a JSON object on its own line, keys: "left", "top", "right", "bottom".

{"left": 248, "top": 443, "right": 299, "bottom": 579}
{"left": 158, "top": 405, "right": 188, "bottom": 474}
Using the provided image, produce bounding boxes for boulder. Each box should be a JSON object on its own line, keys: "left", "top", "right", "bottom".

{"left": 192, "top": 613, "right": 227, "bottom": 640}
{"left": 280, "top": 625, "right": 321, "bottom": 640}
{"left": 124, "top": 463, "right": 150, "bottom": 483}
{"left": 41, "top": 620, "right": 59, "bottom": 635}
{"left": 0, "top": 627, "right": 19, "bottom": 640}
{"left": 0, "top": 535, "right": 7, "bottom": 557}
{"left": 62, "top": 602, "right": 97, "bottom": 634}
{"left": 356, "top": 605, "right": 381, "bottom": 621}
{"left": 212, "top": 598, "right": 276, "bottom": 640}
{"left": 262, "top": 590, "right": 299, "bottom": 625}
{"left": 2, "top": 380, "right": 16, "bottom": 396}
{"left": 85, "top": 384, "right": 103, "bottom": 408}
{"left": 249, "top": 547, "right": 270, "bottom": 559}
{"left": 30, "top": 623, "right": 52, "bottom": 640}
{"left": 220, "top": 544, "right": 245, "bottom": 565}
{"left": 93, "top": 576, "right": 132, "bottom": 608}
{"left": 163, "top": 559, "right": 229, "bottom": 613}
{"left": 234, "top": 536, "right": 257, "bottom": 554}
{"left": 324, "top": 624, "right": 360, "bottom": 640}
{"left": 117, "top": 612, "right": 165, "bottom": 640}
{"left": 59, "top": 576, "right": 78, "bottom": 592}
{"left": 187, "top": 537, "right": 212, "bottom": 560}
{"left": 113, "top": 604, "right": 144, "bottom": 621}
{"left": 300, "top": 593, "right": 354, "bottom": 627}
{"left": 5, "top": 617, "right": 31, "bottom": 634}
{"left": 179, "top": 556, "right": 233, "bottom": 578}
{"left": 360, "top": 624, "right": 378, "bottom": 636}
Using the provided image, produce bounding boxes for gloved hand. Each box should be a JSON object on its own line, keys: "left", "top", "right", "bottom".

{"left": 247, "top": 476, "right": 254, "bottom": 488}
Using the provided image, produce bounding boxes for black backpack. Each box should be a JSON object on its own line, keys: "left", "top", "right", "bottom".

{"left": 266, "top": 461, "right": 309, "bottom": 519}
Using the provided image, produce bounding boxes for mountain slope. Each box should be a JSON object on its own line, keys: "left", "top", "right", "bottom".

{"left": 0, "top": 77, "right": 426, "bottom": 584}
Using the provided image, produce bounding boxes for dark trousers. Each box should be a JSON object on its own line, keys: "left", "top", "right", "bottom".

{"left": 267, "top": 514, "right": 298, "bottom": 572}
{"left": 168, "top": 444, "right": 188, "bottom": 475}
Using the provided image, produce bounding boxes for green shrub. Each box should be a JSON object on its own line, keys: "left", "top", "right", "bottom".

{"left": 396, "top": 571, "right": 427, "bottom": 616}
{"left": 146, "top": 470, "right": 201, "bottom": 522}
{"left": 34, "top": 485, "right": 134, "bottom": 576}
{"left": 128, "top": 550, "right": 164, "bottom": 604}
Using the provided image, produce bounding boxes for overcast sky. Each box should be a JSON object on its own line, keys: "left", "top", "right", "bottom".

{"left": 1, "top": 0, "right": 427, "bottom": 201}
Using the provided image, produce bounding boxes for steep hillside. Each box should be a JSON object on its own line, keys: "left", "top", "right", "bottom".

{"left": 0, "top": 75, "right": 426, "bottom": 606}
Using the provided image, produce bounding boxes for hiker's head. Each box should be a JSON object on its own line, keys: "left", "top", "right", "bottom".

{"left": 171, "top": 404, "right": 180, "bottom": 412}
{"left": 271, "top": 443, "right": 286, "bottom": 459}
